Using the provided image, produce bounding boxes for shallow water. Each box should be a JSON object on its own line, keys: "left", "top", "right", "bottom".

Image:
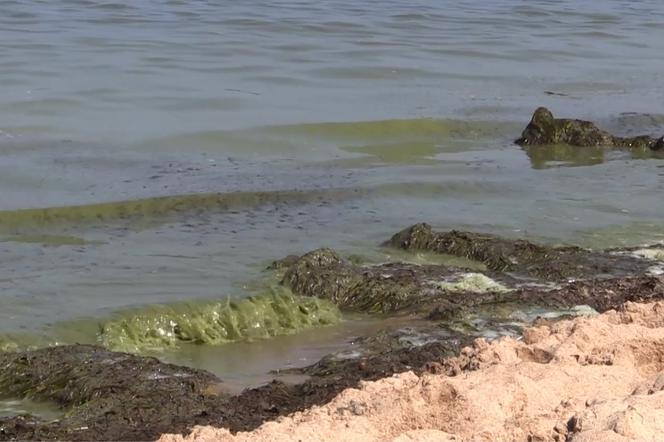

{"left": 2, "top": 0, "right": 664, "bottom": 389}
{"left": 0, "top": 398, "right": 62, "bottom": 421}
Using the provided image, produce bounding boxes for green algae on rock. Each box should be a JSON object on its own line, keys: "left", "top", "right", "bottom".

{"left": 515, "top": 107, "right": 664, "bottom": 149}
{"left": 276, "top": 241, "right": 664, "bottom": 323}
{"left": 280, "top": 247, "right": 516, "bottom": 314}
{"left": 99, "top": 288, "right": 341, "bottom": 353}
{"left": 386, "top": 223, "right": 651, "bottom": 281}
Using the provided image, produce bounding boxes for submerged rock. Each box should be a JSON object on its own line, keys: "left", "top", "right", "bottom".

{"left": 515, "top": 107, "right": 664, "bottom": 149}
{"left": 386, "top": 223, "right": 650, "bottom": 281}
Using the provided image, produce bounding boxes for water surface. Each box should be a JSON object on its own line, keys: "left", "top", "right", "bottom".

{"left": 1, "top": 0, "right": 664, "bottom": 393}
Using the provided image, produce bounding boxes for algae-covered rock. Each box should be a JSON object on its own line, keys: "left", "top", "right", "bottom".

{"left": 386, "top": 223, "right": 650, "bottom": 281}
{"left": 514, "top": 274, "right": 664, "bottom": 313}
{"left": 99, "top": 288, "right": 340, "bottom": 353}
{"left": 277, "top": 227, "right": 662, "bottom": 320}
{"left": 266, "top": 254, "right": 300, "bottom": 270}
{"left": 515, "top": 107, "right": 664, "bottom": 149}
{"left": 279, "top": 247, "right": 509, "bottom": 314}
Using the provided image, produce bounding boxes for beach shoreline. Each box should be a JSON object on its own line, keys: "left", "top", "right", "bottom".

{"left": 159, "top": 300, "right": 664, "bottom": 442}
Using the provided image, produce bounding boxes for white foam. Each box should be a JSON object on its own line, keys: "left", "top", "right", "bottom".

{"left": 631, "top": 248, "right": 664, "bottom": 262}
{"left": 437, "top": 273, "right": 509, "bottom": 294}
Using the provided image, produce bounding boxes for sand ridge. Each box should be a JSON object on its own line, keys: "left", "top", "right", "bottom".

{"left": 160, "top": 301, "right": 664, "bottom": 442}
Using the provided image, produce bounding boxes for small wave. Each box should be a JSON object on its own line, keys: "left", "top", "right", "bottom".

{"left": 0, "top": 188, "right": 369, "bottom": 232}
{"left": 98, "top": 287, "right": 341, "bottom": 353}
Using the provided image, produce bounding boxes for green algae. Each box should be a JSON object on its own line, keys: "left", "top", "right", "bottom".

{"left": 339, "top": 140, "right": 442, "bottom": 165}
{"left": 0, "top": 336, "right": 20, "bottom": 353}
{"left": 0, "top": 188, "right": 370, "bottom": 233}
{"left": 143, "top": 118, "right": 517, "bottom": 162}
{"left": 2, "top": 288, "right": 342, "bottom": 356}
{"left": 266, "top": 118, "right": 514, "bottom": 143}
{"left": 99, "top": 287, "right": 341, "bottom": 353}
{"left": 0, "top": 333, "right": 54, "bottom": 353}
{"left": 2, "top": 234, "right": 102, "bottom": 247}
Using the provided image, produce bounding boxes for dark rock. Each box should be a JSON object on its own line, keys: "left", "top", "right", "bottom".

{"left": 280, "top": 247, "right": 514, "bottom": 314}
{"left": 515, "top": 275, "right": 664, "bottom": 313}
{"left": 385, "top": 223, "right": 650, "bottom": 281}
{"left": 515, "top": 107, "right": 662, "bottom": 149}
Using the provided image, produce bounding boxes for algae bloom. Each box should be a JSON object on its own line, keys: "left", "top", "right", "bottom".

{"left": 99, "top": 287, "right": 341, "bottom": 353}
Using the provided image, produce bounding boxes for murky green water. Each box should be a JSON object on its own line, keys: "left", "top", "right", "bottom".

{"left": 2, "top": 0, "right": 664, "bottom": 410}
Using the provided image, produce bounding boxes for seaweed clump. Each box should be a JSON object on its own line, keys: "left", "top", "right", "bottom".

{"left": 280, "top": 248, "right": 511, "bottom": 314}
{"left": 385, "top": 223, "right": 650, "bottom": 281}
{"left": 0, "top": 340, "right": 468, "bottom": 440}
{"left": 514, "top": 274, "right": 664, "bottom": 313}
{"left": 0, "top": 345, "right": 223, "bottom": 441}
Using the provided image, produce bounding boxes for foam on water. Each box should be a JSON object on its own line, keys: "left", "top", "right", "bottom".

{"left": 437, "top": 273, "right": 510, "bottom": 294}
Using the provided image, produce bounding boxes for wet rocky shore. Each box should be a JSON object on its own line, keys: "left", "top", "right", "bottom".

{"left": 1, "top": 223, "right": 663, "bottom": 441}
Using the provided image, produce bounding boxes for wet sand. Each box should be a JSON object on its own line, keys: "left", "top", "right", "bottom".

{"left": 160, "top": 301, "right": 664, "bottom": 442}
